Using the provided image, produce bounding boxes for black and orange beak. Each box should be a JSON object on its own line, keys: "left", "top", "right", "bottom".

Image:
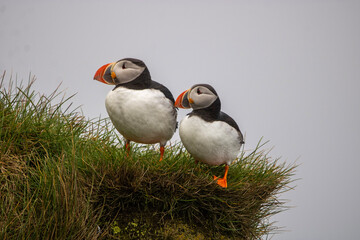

{"left": 93, "top": 62, "right": 115, "bottom": 85}
{"left": 175, "top": 89, "right": 192, "bottom": 109}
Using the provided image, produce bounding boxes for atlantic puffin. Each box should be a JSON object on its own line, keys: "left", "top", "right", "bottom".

{"left": 175, "top": 84, "right": 244, "bottom": 188}
{"left": 93, "top": 58, "right": 177, "bottom": 161}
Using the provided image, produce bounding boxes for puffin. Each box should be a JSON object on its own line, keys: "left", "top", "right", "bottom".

{"left": 175, "top": 84, "right": 244, "bottom": 188}
{"left": 93, "top": 58, "right": 177, "bottom": 161}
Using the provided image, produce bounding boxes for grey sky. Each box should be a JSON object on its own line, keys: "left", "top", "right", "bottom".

{"left": 1, "top": 1, "right": 360, "bottom": 239}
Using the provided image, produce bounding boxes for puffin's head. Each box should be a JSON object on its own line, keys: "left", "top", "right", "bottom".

{"left": 175, "top": 84, "right": 219, "bottom": 110}
{"left": 93, "top": 58, "right": 148, "bottom": 85}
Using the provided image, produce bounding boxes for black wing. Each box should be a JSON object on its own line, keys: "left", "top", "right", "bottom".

{"left": 151, "top": 80, "right": 178, "bottom": 130}
{"left": 219, "top": 111, "right": 244, "bottom": 144}
{"left": 150, "top": 80, "right": 175, "bottom": 104}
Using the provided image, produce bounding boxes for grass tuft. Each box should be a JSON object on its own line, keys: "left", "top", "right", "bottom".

{"left": 0, "top": 72, "right": 296, "bottom": 239}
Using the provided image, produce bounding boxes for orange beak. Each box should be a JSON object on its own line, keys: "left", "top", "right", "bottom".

{"left": 175, "top": 89, "right": 192, "bottom": 109}
{"left": 93, "top": 62, "right": 114, "bottom": 84}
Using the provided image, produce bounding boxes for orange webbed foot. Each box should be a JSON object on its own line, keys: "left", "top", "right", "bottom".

{"left": 213, "top": 164, "right": 229, "bottom": 188}
{"left": 213, "top": 175, "right": 228, "bottom": 188}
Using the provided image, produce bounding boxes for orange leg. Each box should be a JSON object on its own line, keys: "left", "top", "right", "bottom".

{"left": 159, "top": 145, "right": 165, "bottom": 162}
{"left": 125, "top": 140, "right": 131, "bottom": 156}
{"left": 213, "top": 164, "right": 229, "bottom": 188}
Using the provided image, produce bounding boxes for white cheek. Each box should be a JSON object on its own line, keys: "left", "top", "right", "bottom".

{"left": 114, "top": 66, "right": 145, "bottom": 84}
{"left": 191, "top": 94, "right": 217, "bottom": 110}
{"left": 118, "top": 69, "right": 139, "bottom": 83}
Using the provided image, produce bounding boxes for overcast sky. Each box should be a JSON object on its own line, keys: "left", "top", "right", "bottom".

{"left": 1, "top": 1, "right": 360, "bottom": 239}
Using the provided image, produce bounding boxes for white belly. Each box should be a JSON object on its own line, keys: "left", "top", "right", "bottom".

{"left": 105, "top": 87, "right": 177, "bottom": 145}
{"left": 179, "top": 115, "right": 241, "bottom": 166}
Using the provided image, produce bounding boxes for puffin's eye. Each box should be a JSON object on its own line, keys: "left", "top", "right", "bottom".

{"left": 197, "top": 88, "right": 202, "bottom": 94}
{"left": 122, "top": 63, "right": 126, "bottom": 69}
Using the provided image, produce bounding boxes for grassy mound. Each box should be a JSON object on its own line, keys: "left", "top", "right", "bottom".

{"left": 0, "top": 72, "right": 296, "bottom": 239}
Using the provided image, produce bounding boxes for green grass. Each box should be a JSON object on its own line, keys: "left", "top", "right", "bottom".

{"left": 0, "top": 72, "right": 296, "bottom": 239}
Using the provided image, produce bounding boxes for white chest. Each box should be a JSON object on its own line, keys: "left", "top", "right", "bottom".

{"left": 105, "top": 87, "right": 176, "bottom": 144}
{"left": 179, "top": 115, "right": 241, "bottom": 166}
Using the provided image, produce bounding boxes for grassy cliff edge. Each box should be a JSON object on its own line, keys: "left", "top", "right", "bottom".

{"left": 0, "top": 73, "right": 296, "bottom": 239}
